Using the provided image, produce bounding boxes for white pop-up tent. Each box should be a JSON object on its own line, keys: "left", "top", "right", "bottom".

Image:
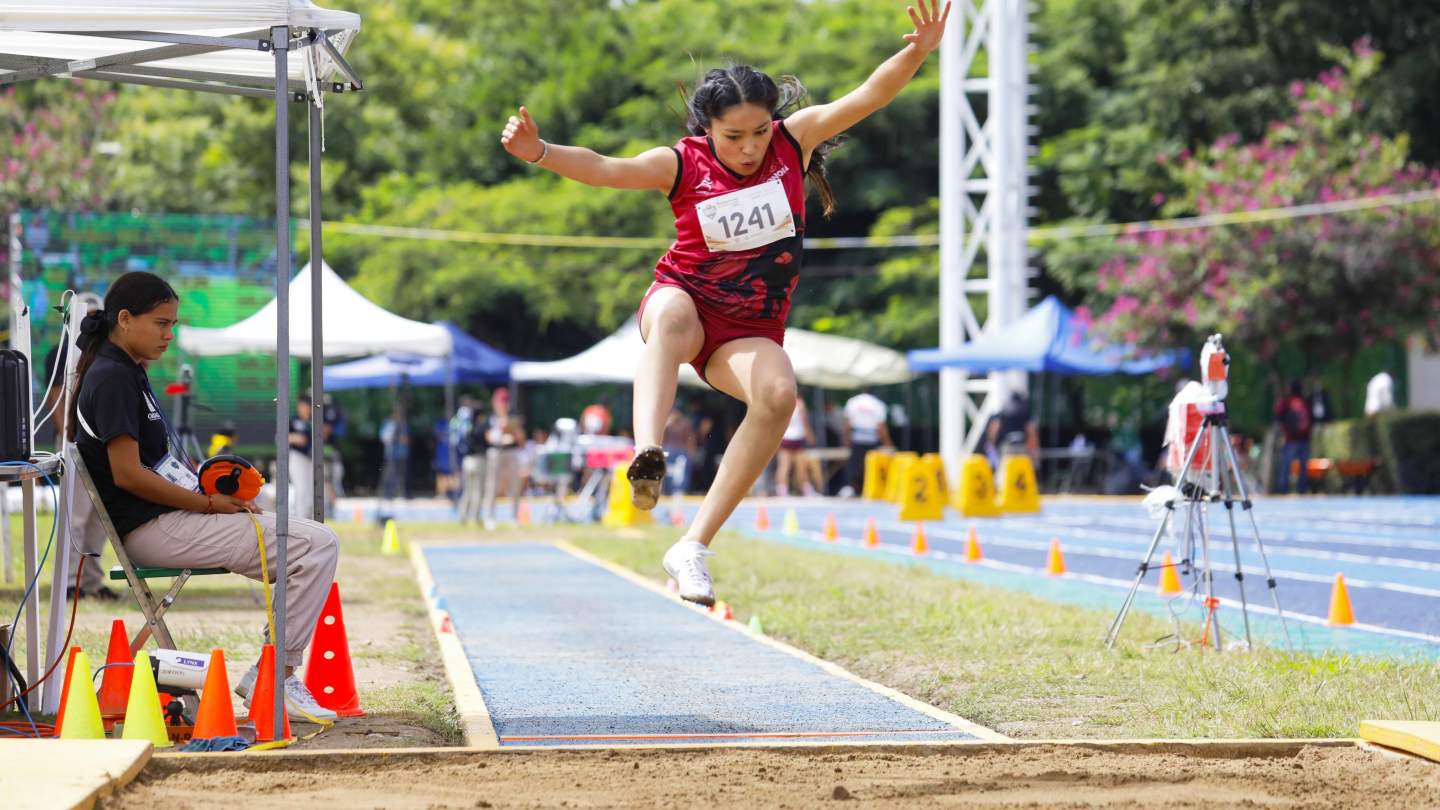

{"left": 179, "top": 262, "right": 453, "bottom": 358}
{"left": 511, "top": 318, "right": 914, "bottom": 390}
{"left": 1, "top": 0, "right": 362, "bottom": 718}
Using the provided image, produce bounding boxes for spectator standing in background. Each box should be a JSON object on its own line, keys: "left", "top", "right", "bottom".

{"left": 840, "top": 388, "right": 891, "bottom": 497}
{"left": 1364, "top": 369, "right": 1395, "bottom": 416}
{"left": 1273, "top": 380, "right": 1313, "bottom": 494}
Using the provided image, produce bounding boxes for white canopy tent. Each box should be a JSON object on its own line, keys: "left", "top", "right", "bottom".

{"left": 511, "top": 319, "right": 914, "bottom": 390}
{"left": 179, "top": 262, "right": 453, "bottom": 359}
{"left": 1, "top": 0, "right": 362, "bottom": 718}
{"left": 0, "top": 1, "right": 361, "bottom": 98}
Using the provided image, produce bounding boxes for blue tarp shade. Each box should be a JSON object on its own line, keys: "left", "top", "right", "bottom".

{"left": 907, "top": 296, "right": 1185, "bottom": 374}
{"left": 323, "top": 321, "right": 516, "bottom": 390}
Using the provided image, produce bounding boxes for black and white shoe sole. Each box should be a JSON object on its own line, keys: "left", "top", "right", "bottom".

{"left": 627, "top": 446, "right": 666, "bottom": 511}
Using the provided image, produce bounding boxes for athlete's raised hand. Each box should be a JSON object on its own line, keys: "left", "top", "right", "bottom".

{"left": 902, "top": 0, "right": 951, "bottom": 54}
{"left": 501, "top": 106, "right": 545, "bottom": 163}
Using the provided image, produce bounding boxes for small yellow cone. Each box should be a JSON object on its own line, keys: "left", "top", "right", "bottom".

{"left": 1158, "top": 551, "right": 1184, "bottom": 595}
{"left": 755, "top": 506, "right": 770, "bottom": 531}
{"left": 782, "top": 509, "right": 800, "bottom": 536}
{"left": 1327, "top": 573, "right": 1355, "bottom": 626}
{"left": 964, "top": 527, "right": 983, "bottom": 563}
{"left": 381, "top": 519, "right": 401, "bottom": 556}
{"left": 823, "top": 513, "right": 839, "bottom": 542}
{"left": 863, "top": 517, "right": 880, "bottom": 548}
{"left": 748, "top": 615, "right": 765, "bottom": 635}
{"left": 911, "top": 524, "right": 928, "bottom": 555}
{"left": 1045, "top": 538, "right": 1066, "bottom": 576}
{"left": 120, "top": 650, "right": 173, "bottom": 748}
{"left": 58, "top": 650, "right": 105, "bottom": 740}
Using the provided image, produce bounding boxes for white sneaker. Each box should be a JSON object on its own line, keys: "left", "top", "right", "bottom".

{"left": 235, "top": 662, "right": 339, "bottom": 722}
{"left": 662, "top": 539, "right": 715, "bottom": 607}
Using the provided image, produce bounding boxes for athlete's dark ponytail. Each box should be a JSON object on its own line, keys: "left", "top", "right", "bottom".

{"left": 684, "top": 65, "right": 841, "bottom": 218}
{"left": 67, "top": 271, "right": 178, "bottom": 441}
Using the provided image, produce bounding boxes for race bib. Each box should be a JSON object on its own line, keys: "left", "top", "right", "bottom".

{"left": 696, "top": 180, "right": 795, "bottom": 252}
{"left": 153, "top": 453, "right": 199, "bottom": 491}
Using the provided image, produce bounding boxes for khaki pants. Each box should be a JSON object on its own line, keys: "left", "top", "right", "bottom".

{"left": 458, "top": 454, "right": 486, "bottom": 524}
{"left": 124, "top": 510, "right": 340, "bottom": 666}
{"left": 483, "top": 447, "right": 522, "bottom": 521}
{"left": 69, "top": 487, "right": 108, "bottom": 592}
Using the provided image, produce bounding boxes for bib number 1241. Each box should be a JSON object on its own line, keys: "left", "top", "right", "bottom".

{"left": 696, "top": 179, "right": 796, "bottom": 252}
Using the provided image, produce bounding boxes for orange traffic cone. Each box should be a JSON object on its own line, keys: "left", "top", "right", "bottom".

{"left": 710, "top": 601, "right": 734, "bottom": 621}
{"left": 670, "top": 509, "right": 685, "bottom": 527}
{"left": 1158, "top": 552, "right": 1183, "bottom": 595}
{"left": 1327, "top": 574, "right": 1355, "bottom": 626}
{"left": 963, "top": 527, "right": 983, "bottom": 563}
{"left": 516, "top": 500, "right": 532, "bottom": 527}
{"left": 863, "top": 517, "right": 880, "bottom": 548}
{"left": 823, "top": 513, "right": 839, "bottom": 542}
{"left": 303, "top": 582, "right": 365, "bottom": 717}
{"left": 192, "top": 649, "right": 239, "bottom": 740}
{"left": 911, "top": 524, "right": 928, "bottom": 555}
{"left": 249, "top": 644, "right": 291, "bottom": 743}
{"left": 1045, "top": 538, "right": 1067, "bottom": 576}
{"left": 351, "top": 505, "right": 364, "bottom": 524}
{"left": 755, "top": 506, "right": 770, "bottom": 530}
{"left": 97, "top": 619, "right": 132, "bottom": 728}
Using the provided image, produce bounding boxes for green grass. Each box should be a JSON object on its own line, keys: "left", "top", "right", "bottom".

{"left": 570, "top": 528, "right": 1440, "bottom": 740}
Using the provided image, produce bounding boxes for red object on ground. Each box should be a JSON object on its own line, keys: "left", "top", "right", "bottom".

{"left": 97, "top": 619, "right": 132, "bottom": 728}
{"left": 303, "top": 582, "right": 365, "bottom": 717}
{"left": 249, "top": 644, "right": 291, "bottom": 742}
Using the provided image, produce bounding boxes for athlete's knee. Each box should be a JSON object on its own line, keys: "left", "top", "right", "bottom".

{"left": 752, "top": 376, "right": 797, "bottom": 421}
{"left": 649, "top": 298, "right": 703, "bottom": 348}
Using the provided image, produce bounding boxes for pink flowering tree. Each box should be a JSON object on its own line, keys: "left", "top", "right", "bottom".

{"left": 1076, "top": 43, "right": 1440, "bottom": 374}
{"left": 0, "top": 85, "right": 117, "bottom": 313}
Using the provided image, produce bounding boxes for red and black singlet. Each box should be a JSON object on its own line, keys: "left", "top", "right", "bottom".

{"left": 654, "top": 119, "right": 807, "bottom": 326}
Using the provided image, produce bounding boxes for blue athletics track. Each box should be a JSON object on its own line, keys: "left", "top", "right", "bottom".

{"left": 420, "top": 543, "right": 998, "bottom": 747}
{"left": 672, "top": 495, "right": 1440, "bottom": 659}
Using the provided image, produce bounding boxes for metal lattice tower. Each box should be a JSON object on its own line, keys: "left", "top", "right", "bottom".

{"left": 938, "top": 0, "right": 1035, "bottom": 477}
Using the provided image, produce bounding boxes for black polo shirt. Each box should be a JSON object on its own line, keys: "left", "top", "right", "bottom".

{"left": 75, "top": 342, "right": 179, "bottom": 537}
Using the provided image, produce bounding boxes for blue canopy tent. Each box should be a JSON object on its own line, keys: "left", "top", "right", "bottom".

{"left": 908, "top": 296, "right": 1188, "bottom": 469}
{"left": 323, "top": 322, "right": 516, "bottom": 390}
{"left": 908, "top": 296, "right": 1185, "bottom": 374}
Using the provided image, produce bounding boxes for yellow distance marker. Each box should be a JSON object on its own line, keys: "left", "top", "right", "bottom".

{"left": 955, "top": 454, "right": 1001, "bottom": 518}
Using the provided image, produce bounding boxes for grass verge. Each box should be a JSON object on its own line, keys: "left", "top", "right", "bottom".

{"left": 569, "top": 527, "right": 1440, "bottom": 739}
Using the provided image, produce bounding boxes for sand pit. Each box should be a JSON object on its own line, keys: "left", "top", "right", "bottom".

{"left": 103, "top": 742, "right": 1438, "bottom": 809}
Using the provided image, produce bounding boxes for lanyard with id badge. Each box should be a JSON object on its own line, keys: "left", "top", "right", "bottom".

{"left": 696, "top": 179, "right": 796, "bottom": 253}
{"left": 145, "top": 389, "right": 199, "bottom": 491}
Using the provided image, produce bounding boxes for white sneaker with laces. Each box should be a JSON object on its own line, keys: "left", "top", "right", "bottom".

{"left": 662, "top": 539, "right": 715, "bottom": 607}
{"left": 235, "top": 662, "right": 339, "bottom": 722}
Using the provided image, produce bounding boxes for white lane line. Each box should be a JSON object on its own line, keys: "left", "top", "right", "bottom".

{"left": 775, "top": 530, "right": 1440, "bottom": 647}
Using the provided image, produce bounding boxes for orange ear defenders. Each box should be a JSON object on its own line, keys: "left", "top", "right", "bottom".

{"left": 199, "top": 455, "right": 266, "bottom": 502}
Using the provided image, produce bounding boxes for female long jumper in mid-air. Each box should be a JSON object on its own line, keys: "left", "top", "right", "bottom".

{"left": 502, "top": 1, "right": 951, "bottom": 606}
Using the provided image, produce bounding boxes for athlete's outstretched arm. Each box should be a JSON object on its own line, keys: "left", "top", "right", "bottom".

{"left": 501, "top": 106, "right": 677, "bottom": 193}
{"left": 785, "top": 1, "right": 951, "bottom": 153}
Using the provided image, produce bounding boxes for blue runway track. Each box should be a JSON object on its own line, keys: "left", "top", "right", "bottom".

{"left": 421, "top": 543, "right": 990, "bottom": 746}
{"left": 686, "top": 496, "right": 1440, "bottom": 658}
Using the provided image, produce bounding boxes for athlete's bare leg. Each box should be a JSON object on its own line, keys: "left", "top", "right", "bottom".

{"left": 633, "top": 287, "right": 704, "bottom": 509}
{"left": 686, "top": 337, "right": 796, "bottom": 546}
{"left": 636, "top": 287, "right": 703, "bottom": 446}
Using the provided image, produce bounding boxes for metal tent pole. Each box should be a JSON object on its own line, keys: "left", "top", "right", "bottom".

{"left": 271, "top": 24, "right": 291, "bottom": 728}
{"left": 309, "top": 80, "right": 326, "bottom": 524}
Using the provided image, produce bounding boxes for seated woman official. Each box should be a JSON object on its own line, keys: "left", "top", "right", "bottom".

{"left": 70, "top": 270, "right": 341, "bottom": 722}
